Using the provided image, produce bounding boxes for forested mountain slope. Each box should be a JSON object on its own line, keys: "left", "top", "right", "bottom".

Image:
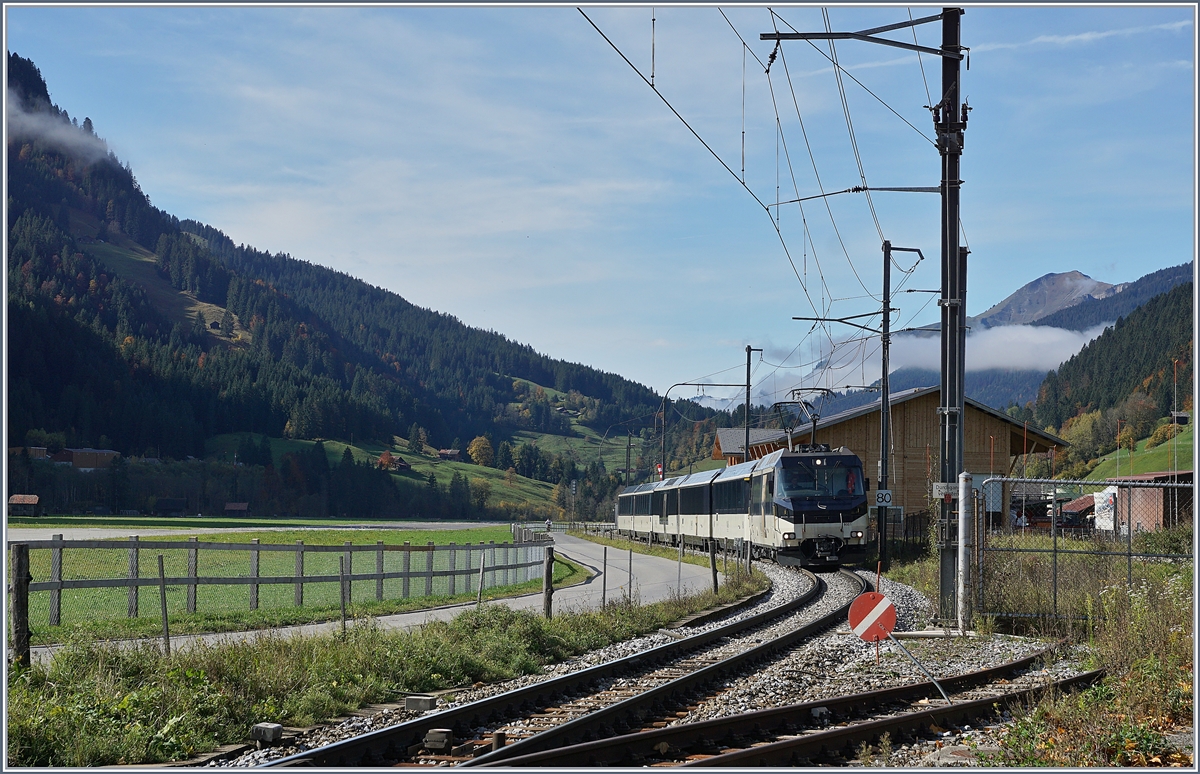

{"left": 1033, "top": 281, "right": 1193, "bottom": 431}
{"left": 6, "top": 53, "right": 663, "bottom": 460}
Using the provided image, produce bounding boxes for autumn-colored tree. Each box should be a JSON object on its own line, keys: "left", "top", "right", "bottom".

{"left": 467, "top": 436, "right": 494, "bottom": 467}
{"left": 378, "top": 449, "right": 394, "bottom": 470}
{"left": 1116, "top": 427, "right": 1137, "bottom": 454}
{"left": 471, "top": 478, "right": 492, "bottom": 510}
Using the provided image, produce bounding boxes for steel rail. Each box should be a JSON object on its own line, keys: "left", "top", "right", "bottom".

{"left": 465, "top": 569, "right": 866, "bottom": 766}
{"left": 486, "top": 640, "right": 1072, "bottom": 766}
{"left": 681, "top": 669, "right": 1103, "bottom": 766}
{"left": 262, "top": 567, "right": 830, "bottom": 767}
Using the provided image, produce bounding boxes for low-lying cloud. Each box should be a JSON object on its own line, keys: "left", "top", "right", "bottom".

{"left": 6, "top": 88, "right": 110, "bottom": 165}
{"left": 891, "top": 323, "right": 1111, "bottom": 373}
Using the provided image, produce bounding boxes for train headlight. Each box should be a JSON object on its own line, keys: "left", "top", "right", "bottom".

{"left": 850, "top": 531, "right": 863, "bottom": 538}
{"left": 782, "top": 532, "right": 796, "bottom": 541}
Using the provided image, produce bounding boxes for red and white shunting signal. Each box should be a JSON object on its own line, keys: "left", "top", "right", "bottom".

{"left": 847, "top": 592, "right": 897, "bottom": 642}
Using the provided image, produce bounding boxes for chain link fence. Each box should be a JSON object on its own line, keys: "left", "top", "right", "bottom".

{"left": 974, "top": 476, "right": 1192, "bottom": 623}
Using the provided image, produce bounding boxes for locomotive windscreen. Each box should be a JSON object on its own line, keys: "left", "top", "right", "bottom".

{"left": 778, "top": 456, "right": 864, "bottom": 498}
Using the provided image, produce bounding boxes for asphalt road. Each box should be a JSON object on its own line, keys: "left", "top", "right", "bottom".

{"left": 25, "top": 533, "right": 721, "bottom": 662}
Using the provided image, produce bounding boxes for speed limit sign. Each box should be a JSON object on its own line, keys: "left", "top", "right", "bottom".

{"left": 875, "top": 489, "right": 893, "bottom": 507}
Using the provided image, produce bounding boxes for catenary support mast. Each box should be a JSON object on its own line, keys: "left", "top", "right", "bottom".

{"left": 765, "top": 9, "right": 967, "bottom": 617}
{"left": 936, "top": 8, "right": 968, "bottom": 620}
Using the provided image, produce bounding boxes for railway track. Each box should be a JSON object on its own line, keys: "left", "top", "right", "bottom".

{"left": 264, "top": 567, "right": 863, "bottom": 767}
{"left": 485, "top": 643, "right": 1101, "bottom": 767}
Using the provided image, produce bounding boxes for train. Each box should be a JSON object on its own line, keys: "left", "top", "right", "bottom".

{"left": 615, "top": 444, "right": 871, "bottom": 567}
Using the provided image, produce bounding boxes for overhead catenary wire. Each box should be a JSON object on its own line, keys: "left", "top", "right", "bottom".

{"left": 821, "top": 8, "right": 885, "bottom": 244}
{"left": 768, "top": 12, "right": 878, "bottom": 306}
{"left": 578, "top": 8, "right": 829, "bottom": 331}
{"left": 594, "top": 8, "right": 944, "bottom": 405}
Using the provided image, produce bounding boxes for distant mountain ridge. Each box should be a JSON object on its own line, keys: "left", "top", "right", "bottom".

{"left": 1031, "top": 262, "right": 1193, "bottom": 332}
{"left": 970, "top": 270, "right": 1126, "bottom": 328}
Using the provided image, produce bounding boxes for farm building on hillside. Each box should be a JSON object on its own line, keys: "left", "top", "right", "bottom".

{"left": 712, "top": 386, "right": 1066, "bottom": 520}
{"left": 49, "top": 448, "right": 121, "bottom": 470}
{"left": 224, "top": 502, "right": 251, "bottom": 516}
{"left": 8, "top": 494, "right": 40, "bottom": 516}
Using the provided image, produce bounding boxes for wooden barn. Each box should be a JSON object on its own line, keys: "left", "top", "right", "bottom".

{"left": 713, "top": 386, "right": 1066, "bottom": 517}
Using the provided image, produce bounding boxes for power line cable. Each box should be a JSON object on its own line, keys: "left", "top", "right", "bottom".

{"left": 822, "top": 8, "right": 885, "bottom": 244}
{"left": 772, "top": 10, "right": 936, "bottom": 147}
{"left": 579, "top": 7, "right": 827, "bottom": 321}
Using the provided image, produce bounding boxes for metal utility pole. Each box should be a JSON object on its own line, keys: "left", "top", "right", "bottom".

{"left": 795, "top": 243, "right": 917, "bottom": 569}
{"left": 766, "top": 9, "right": 967, "bottom": 614}
{"left": 660, "top": 380, "right": 744, "bottom": 480}
{"left": 745, "top": 346, "right": 763, "bottom": 463}
{"left": 935, "top": 8, "right": 969, "bottom": 621}
{"left": 879, "top": 241, "right": 894, "bottom": 568}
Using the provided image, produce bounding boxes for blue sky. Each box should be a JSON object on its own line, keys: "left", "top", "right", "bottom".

{"left": 5, "top": 5, "right": 1195, "bottom": 404}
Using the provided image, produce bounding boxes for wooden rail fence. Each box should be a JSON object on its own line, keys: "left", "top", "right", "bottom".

{"left": 7, "top": 535, "right": 550, "bottom": 629}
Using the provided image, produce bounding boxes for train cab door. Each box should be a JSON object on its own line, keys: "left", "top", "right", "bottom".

{"left": 749, "top": 472, "right": 771, "bottom": 545}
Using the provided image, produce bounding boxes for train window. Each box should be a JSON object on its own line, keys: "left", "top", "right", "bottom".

{"left": 713, "top": 479, "right": 749, "bottom": 514}
{"left": 779, "top": 457, "right": 864, "bottom": 498}
{"left": 679, "top": 486, "right": 707, "bottom": 515}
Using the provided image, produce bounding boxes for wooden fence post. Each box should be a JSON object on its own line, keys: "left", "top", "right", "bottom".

{"left": 294, "top": 540, "right": 304, "bottom": 606}
{"left": 476, "top": 551, "right": 486, "bottom": 607}
{"left": 157, "top": 554, "right": 170, "bottom": 656}
{"left": 344, "top": 541, "right": 353, "bottom": 604}
{"left": 543, "top": 546, "right": 554, "bottom": 619}
{"left": 127, "top": 535, "right": 139, "bottom": 618}
{"left": 339, "top": 556, "right": 347, "bottom": 636}
{"left": 187, "top": 537, "right": 198, "bottom": 613}
{"left": 601, "top": 545, "right": 607, "bottom": 607}
{"left": 402, "top": 542, "right": 411, "bottom": 599}
{"left": 376, "top": 541, "right": 385, "bottom": 601}
{"left": 250, "top": 538, "right": 260, "bottom": 611}
{"left": 10, "top": 544, "right": 31, "bottom": 667}
{"left": 710, "top": 540, "right": 719, "bottom": 594}
{"left": 49, "top": 533, "right": 62, "bottom": 627}
{"left": 424, "top": 542, "right": 434, "bottom": 597}
{"left": 448, "top": 543, "right": 457, "bottom": 596}
{"left": 487, "top": 541, "right": 495, "bottom": 591}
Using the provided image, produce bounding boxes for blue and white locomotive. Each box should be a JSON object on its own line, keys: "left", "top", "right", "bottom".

{"left": 615, "top": 444, "right": 870, "bottom": 567}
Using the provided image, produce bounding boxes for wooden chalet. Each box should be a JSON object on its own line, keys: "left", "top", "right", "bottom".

{"left": 224, "top": 502, "right": 251, "bottom": 516}
{"left": 8, "top": 494, "right": 40, "bottom": 517}
{"left": 713, "top": 386, "right": 1067, "bottom": 517}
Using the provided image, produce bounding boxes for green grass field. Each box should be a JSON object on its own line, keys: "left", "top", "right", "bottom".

{"left": 12, "top": 525, "right": 580, "bottom": 645}
{"left": 74, "top": 219, "right": 251, "bottom": 346}
{"left": 203, "top": 433, "right": 558, "bottom": 509}
{"left": 1087, "top": 416, "right": 1193, "bottom": 480}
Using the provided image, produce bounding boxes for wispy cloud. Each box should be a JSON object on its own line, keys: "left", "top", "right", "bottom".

{"left": 974, "top": 20, "right": 1193, "bottom": 53}
{"left": 890, "top": 323, "right": 1112, "bottom": 373}
{"left": 6, "top": 88, "right": 110, "bottom": 164}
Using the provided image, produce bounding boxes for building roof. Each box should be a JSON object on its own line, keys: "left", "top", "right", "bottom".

{"left": 715, "top": 386, "right": 1068, "bottom": 462}
{"left": 8, "top": 494, "right": 39, "bottom": 505}
{"left": 713, "top": 428, "right": 804, "bottom": 458}
{"left": 1106, "top": 470, "right": 1193, "bottom": 483}
{"left": 224, "top": 502, "right": 250, "bottom": 511}
{"left": 1062, "top": 494, "right": 1095, "bottom": 514}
